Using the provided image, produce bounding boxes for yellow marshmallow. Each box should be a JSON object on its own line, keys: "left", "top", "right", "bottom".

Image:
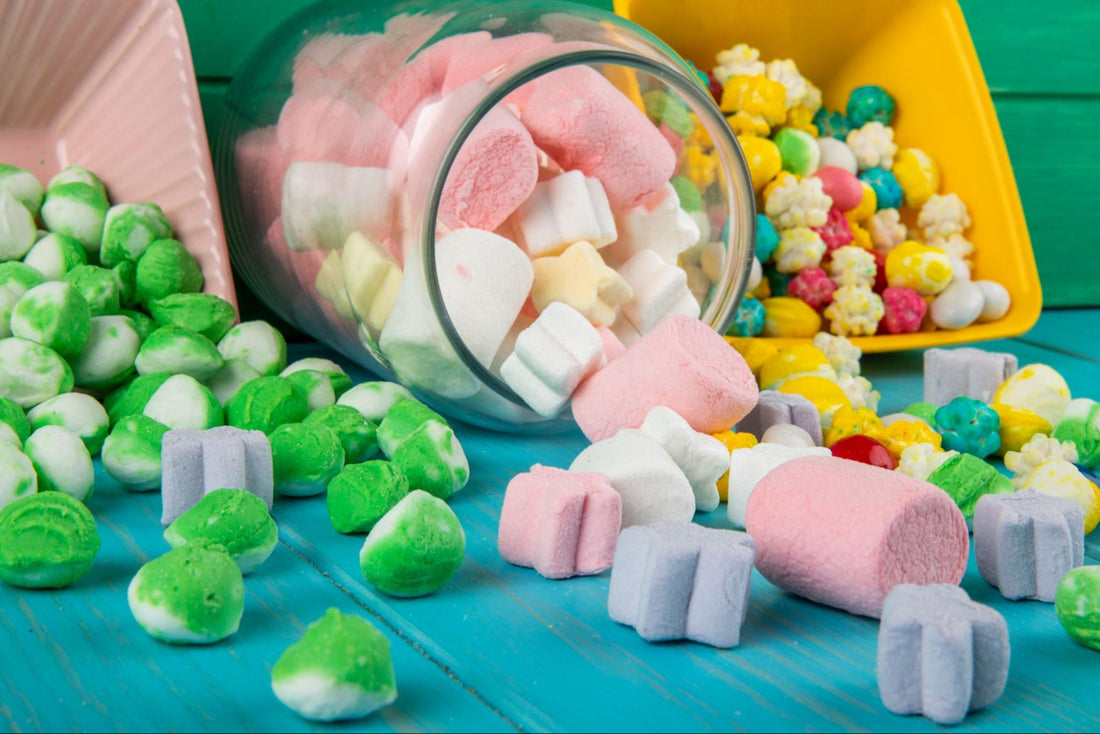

{"left": 531, "top": 241, "right": 632, "bottom": 326}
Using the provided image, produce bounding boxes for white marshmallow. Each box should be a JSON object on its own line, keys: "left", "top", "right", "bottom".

{"left": 726, "top": 443, "right": 831, "bottom": 529}
{"left": 817, "top": 137, "right": 858, "bottom": 174}
{"left": 570, "top": 428, "right": 695, "bottom": 528}
{"left": 605, "top": 183, "right": 700, "bottom": 265}
{"left": 282, "top": 163, "right": 394, "bottom": 251}
{"left": 617, "top": 249, "right": 701, "bottom": 334}
{"left": 380, "top": 230, "right": 531, "bottom": 398}
{"left": 342, "top": 231, "right": 402, "bottom": 331}
{"left": 638, "top": 406, "right": 727, "bottom": 512}
{"left": 499, "top": 302, "right": 604, "bottom": 417}
{"left": 761, "top": 423, "right": 817, "bottom": 448}
{"left": 510, "top": 171, "right": 616, "bottom": 257}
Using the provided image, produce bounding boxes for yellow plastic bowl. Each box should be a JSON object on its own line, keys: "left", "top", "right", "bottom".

{"left": 614, "top": 0, "right": 1041, "bottom": 352}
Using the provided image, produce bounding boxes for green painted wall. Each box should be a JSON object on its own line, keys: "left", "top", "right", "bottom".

{"left": 180, "top": 0, "right": 1100, "bottom": 308}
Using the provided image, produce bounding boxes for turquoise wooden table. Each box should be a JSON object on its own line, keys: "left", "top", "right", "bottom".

{"left": 5, "top": 1, "right": 1100, "bottom": 730}
{"left": 4, "top": 310, "right": 1100, "bottom": 732}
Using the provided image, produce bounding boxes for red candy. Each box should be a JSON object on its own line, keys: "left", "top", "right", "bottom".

{"left": 813, "top": 167, "right": 863, "bottom": 212}
{"left": 829, "top": 434, "right": 896, "bottom": 470}
{"left": 787, "top": 266, "right": 836, "bottom": 309}
{"left": 871, "top": 249, "right": 888, "bottom": 294}
{"left": 707, "top": 72, "right": 723, "bottom": 104}
{"left": 880, "top": 286, "right": 927, "bottom": 334}
{"left": 813, "top": 206, "right": 854, "bottom": 252}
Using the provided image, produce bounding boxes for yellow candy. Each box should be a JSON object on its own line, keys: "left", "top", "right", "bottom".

{"left": 683, "top": 145, "right": 719, "bottom": 190}
{"left": 824, "top": 406, "right": 884, "bottom": 447}
{"left": 760, "top": 296, "right": 821, "bottom": 338}
{"left": 891, "top": 148, "right": 940, "bottom": 209}
{"left": 781, "top": 105, "right": 819, "bottom": 137}
{"left": 712, "top": 430, "right": 758, "bottom": 501}
{"left": 845, "top": 181, "right": 877, "bottom": 224}
{"left": 750, "top": 277, "right": 771, "bottom": 299}
{"left": 777, "top": 376, "right": 851, "bottom": 427}
{"left": 724, "top": 337, "right": 778, "bottom": 377}
{"left": 993, "top": 364, "right": 1072, "bottom": 426}
{"left": 685, "top": 112, "right": 710, "bottom": 149}
{"left": 1024, "top": 460, "right": 1100, "bottom": 534}
{"left": 719, "top": 75, "right": 787, "bottom": 137}
{"left": 884, "top": 241, "right": 953, "bottom": 296}
{"left": 758, "top": 343, "right": 836, "bottom": 390}
{"left": 990, "top": 403, "right": 1052, "bottom": 456}
{"left": 737, "top": 135, "right": 783, "bottom": 193}
{"left": 762, "top": 171, "right": 796, "bottom": 205}
{"left": 881, "top": 419, "right": 943, "bottom": 460}
{"left": 848, "top": 221, "right": 873, "bottom": 250}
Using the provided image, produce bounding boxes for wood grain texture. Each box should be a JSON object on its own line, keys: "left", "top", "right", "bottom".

{"left": 0, "top": 465, "right": 514, "bottom": 733}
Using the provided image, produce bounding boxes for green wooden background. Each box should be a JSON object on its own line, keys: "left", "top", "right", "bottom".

{"left": 180, "top": 0, "right": 1100, "bottom": 309}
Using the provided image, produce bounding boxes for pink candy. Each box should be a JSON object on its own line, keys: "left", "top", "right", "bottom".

{"left": 787, "top": 267, "right": 835, "bottom": 310}
{"left": 746, "top": 455, "right": 969, "bottom": 618}
{"left": 521, "top": 65, "right": 677, "bottom": 210}
{"left": 571, "top": 315, "right": 759, "bottom": 442}
{"left": 813, "top": 167, "right": 863, "bottom": 212}
{"left": 498, "top": 465, "right": 622, "bottom": 579}
{"left": 813, "top": 206, "right": 854, "bottom": 253}
{"left": 881, "top": 286, "right": 927, "bottom": 334}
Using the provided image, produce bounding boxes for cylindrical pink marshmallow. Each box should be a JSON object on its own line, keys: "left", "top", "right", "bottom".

{"left": 595, "top": 326, "right": 625, "bottom": 362}
{"left": 440, "top": 33, "right": 554, "bottom": 95}
{"left": 571, "top": 315, "right": 758, "bottom": 441}
{"left": 745, "top": 455, "right": 969, "bottom": 618}
{"left": 521, "top": 65, "right": 676, "bottom": 209}
{"left": 438, "top": 104, "right": 539, "bottom": 231}
{"left": 234, "top": 126, "right": 288, "bottom": 232}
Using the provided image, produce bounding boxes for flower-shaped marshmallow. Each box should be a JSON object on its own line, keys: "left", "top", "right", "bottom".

{"left": 934, "top": 397, "right": 1002, "bottom": 458}
{"left": 764, "top": 174, "right": 832, "bottom": 230}
{"left": 823, "top": 285, "right": 884, "bottom": 336}
{"left": 846, "top": 122, "right": 898, "bottom": 171}
{"left": 918, "top": 193, "right": 971, "bottom": 240}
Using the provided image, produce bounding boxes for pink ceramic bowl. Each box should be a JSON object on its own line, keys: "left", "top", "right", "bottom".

{"left": 0, "top": 0, "right": 236, "bottom": 308}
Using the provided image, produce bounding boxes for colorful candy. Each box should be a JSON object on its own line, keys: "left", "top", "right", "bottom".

{"left": 1056, "top": 567, "right": 1100, "bottom": 652}
{"left": 934, "top": 397, "right": 1001, "bottom": 458}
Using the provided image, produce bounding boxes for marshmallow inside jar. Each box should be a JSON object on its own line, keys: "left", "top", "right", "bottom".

{"left": 219, "top": 0, "right": 756, "bottom": 430}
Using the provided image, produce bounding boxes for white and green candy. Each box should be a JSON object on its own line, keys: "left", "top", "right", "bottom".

{"left": 0, "top": 336, "right": 73, "bottom": 409}
{"left": 100, "top": 202, "right": 172, "bottom": 267}
{"left": 26, "top": 392, "right": 109, "bottom": 455}
{"left": 0, "top": 189, "right": 36, "bottom": 261}
{"left": 217, "top": 320, "right": 287, "bottom": 377}
{"left": 9, "top": 281, "right": 91, "bottom": 356}
{"left": 0, "top": 164, "right": 44, "bottom": 218}
{"left": 24, "top": 426, "right": 94, "bottom": 502}
{"left": 271, "top": 608, "right": 397, "bottom": 722}
{"left": 22, "top": 232, "right": 86, "bottom": 281}
{"left": 270, "top": 422, "right": 344, "bottom": 497}
{"left": 101, "top": 414, "right": 170, "bottom": 491}
{"left": 135, "top": 325, "right": 224, "bottom": 381}
{"left": 70, "top": 315, "right": 141, "bottom": 390}
{"left": 40, "top": 181, "right": 109, "bottom": 256}
{"left": 164, "top": 489, "right": 277, "bottom": 575}
{"left": 0, "top": 441, "right": 36, "bottom": 509}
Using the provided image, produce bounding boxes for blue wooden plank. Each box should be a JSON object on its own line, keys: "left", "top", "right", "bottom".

{"left": 269, "top": 334, "right": 1100, "bottom": 732}
{"left": 0, "top": 466, "right": 513, "bottom": 733}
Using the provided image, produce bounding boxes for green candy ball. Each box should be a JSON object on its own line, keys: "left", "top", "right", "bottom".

{"left": 305, "top": 404, "right": 378, "bottom": 464}
{"left": 359, "top": 489, "right": 464, "bottom": 598}
{"left": 327, "top": 461, "right": 409, "bottom": 534}
{"left": 9, "top": 281, "right": 91, "bottom": 357}
{"left": 226, "top": 376, "right": 308, "bottom": 435}
{"left": 164, "top": 489, "right": 276, "bottom": 575}
{"left": 1056, "top": 566, "right": 1100, "bottom": 652}
{"left": 63, "top": 265, "right": 121, "bottom": 317}
{"left": 270, "top": 422, "right": 344, "bottom": 497}
{"left": 0, "top": 491, "right": 100, "bottom": 588}
{"left": 147, "top": 293, "right": 237, "bottom": 342}
{"left": 134, "top": 239, "right": 204, "bottom": 306}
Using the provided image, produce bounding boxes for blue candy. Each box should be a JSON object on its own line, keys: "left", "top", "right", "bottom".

{"left": 754, "top": 213, "right": 778, "bottom": 262}
{"left": 859, "top": 167, "right": 903, "bottom": 210}
{"left": 812, "top": 108, "right": 852, "bottom": 140}
{"left": 729, "top": 297, "right": 765, "bottom": 337}
{"left": 764, "top": 266, "right": 792, "bottom": 298}
{"left": 935, "top": 397, "right": 1002, "bottom": 458}
{"left": 847, "top": 85, "right": 895, "bottom": 127}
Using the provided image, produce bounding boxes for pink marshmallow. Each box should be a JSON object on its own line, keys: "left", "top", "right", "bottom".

{"left": 234, "top": 126, "right": 288, "bottom": 232}
{"left": 595, "top": 326, "right": 625, "bottom": 362}
{"left": 277, "top": 79, "right": 405, "bottom": 172}
{"left": 521, "top": 65, "right": 676, "bottom": 209}
{"left": 571, "top": 315, "right": 758, "bottom": 441}
{"left": 438, "top": 104, "right": 539, "bottom": 231}
{"left": 745, "top": 455, "right": 969, "bottom": 618}
{"left": 441, "top": 33, "right": 555, "bottom": 95}
{"left": 498, "top": 464, "right": 622, "bottom": 579}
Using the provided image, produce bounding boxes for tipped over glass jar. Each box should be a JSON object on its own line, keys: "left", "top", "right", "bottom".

{"left": 217, "top": 0, "right": 755, "bottom": 429}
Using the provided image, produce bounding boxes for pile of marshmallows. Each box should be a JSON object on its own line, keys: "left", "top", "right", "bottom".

{"left": 706, "top": 44, "right": 1013, "bottom": 338}
{"left": 235, "top": 15, "right": 724, "bottom": 418}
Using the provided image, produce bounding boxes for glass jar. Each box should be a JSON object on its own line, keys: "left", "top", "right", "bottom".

{"left": 216, "top": 0, "right": 755, "bottom": 430}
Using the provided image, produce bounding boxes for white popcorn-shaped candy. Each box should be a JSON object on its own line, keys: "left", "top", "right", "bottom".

{"left": 639, "top": 406, "right": 728, "bottom": 512}
{"left": 500, "top": 303, "right": 604, "bottom": 418}
{"left": 605, "top": 183, "right": 700, "bottom": 265}
{"left": 616, "top": 249, "right": 700, "bottom": 335}
{"left": 511, "top": 171, "right": 617, "bottom": 258}
{"left": 570, "top": 429, "right": 695, "bottom": 528}
{"left": 726, "top": 443, "right": 831, "bottom": 529}
{"left": 282, "top": 163, "right": 394, "bottom": 251}
{"left": 342, "top": 231, "right": 402, "bottom": 331}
